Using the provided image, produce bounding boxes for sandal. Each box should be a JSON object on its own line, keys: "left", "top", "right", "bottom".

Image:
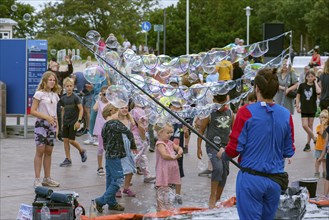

{"left": 136, "top": 167, "right": 143, "bottom": 175}
{"left": 97, "top": 167, "right": 105, "bottom": 176}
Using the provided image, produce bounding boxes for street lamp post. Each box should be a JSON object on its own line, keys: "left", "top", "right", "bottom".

{"left": 186, "top": 0, "right": 189, "bottom": 55}
{"left": 163, "top": 9, "right": 166, "bottom": 55}
{"left": 244, "top": 6, "right": 252, "bottom": 45}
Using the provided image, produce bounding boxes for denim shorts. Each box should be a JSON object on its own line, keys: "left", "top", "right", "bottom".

{"left": 313, "top": 150, "right": 323, "bottom": 159}
{"left": 206, "top": 146, "right": 229, "bottom": 187}
{"left": 34, "top": 119, "right": 57, "bottom": 147}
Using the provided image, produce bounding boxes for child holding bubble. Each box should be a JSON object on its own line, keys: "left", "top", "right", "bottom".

{"left": 59, "top": 77, "right": 87, "bottom": 167}
{"left": 154, "top": 122, "right": 183, "bottom": 211}
{"left": 31, "top": 71, "right": 61, "bottom": 188}
{"left": 93, "top": 85, "right": 109, "bottom": 176}
{"left": 197, "top": 94, "right": 235, "bottom": 208}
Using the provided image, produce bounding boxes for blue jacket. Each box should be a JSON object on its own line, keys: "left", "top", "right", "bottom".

{"left": 223, "top": 101, "right": 295, "bottom": 173}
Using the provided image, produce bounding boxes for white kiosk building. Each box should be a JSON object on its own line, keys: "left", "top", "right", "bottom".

{"left": 0, "top": 18, "right": 17, "bottom": 39}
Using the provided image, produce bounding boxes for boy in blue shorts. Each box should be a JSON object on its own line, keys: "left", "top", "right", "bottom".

{"left": 59, "top": 77, "right": 87, "bottom": 166}
{"left": 197, "top": 94, "right": 234, "bottom": 208}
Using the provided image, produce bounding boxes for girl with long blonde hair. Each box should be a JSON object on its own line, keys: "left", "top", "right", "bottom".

{"left": 31, "top": 71, "right": 61, "bottom": 188}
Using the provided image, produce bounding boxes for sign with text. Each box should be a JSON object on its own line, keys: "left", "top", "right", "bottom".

{"left": 154, "top": 25, "right": 164, "bottom": 32}
{"left": 26, "top": 40, "right": 48, "bottom": 114}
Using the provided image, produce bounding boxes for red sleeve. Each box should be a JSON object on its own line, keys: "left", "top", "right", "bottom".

{"left": 289, "top": 115, "right": 296, "bottom": 152}
{"left": 225, "top": 106, "right": 252, "bottom": 158}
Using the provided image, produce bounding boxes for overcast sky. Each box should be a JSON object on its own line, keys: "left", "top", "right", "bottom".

{"left": 17, "top": 0, "right": 178, "bottom": 11}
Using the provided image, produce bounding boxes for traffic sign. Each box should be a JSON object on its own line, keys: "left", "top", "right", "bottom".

{"left": 154, "top": 25, "right": 163, "bottom": 32}
{"left": 141, "top": 21, "right": 151, "bottom": 32}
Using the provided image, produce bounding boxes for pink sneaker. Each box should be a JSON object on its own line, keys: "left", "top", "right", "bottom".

{"left": 115, "top": 190, "right": 122, "bottom": 198}
{"left": 123, "top": 188, "right": 136, "bottom": 197}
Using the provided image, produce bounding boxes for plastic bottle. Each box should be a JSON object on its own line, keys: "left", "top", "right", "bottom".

{"left": 89, "top": 199, "right": 97, "bottom": 218}
{"left": 40, "top": 202, "right": 50, "bottom": 220}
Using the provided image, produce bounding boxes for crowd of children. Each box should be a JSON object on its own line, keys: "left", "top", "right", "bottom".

{"left": 31, "top": 53, "right": 329, "bottom": 217}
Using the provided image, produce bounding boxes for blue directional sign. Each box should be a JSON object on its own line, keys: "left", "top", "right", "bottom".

{"left": 141, "top": 21, "right": 152, "bottom": 32}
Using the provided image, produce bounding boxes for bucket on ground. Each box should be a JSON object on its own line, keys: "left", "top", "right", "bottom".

{"left": 299, "top": 178, "right": 318, "bottom": 198}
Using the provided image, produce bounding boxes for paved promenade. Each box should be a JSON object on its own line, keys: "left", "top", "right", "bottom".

{"left": 0, "top": 113, "right": 327, "bottom": 219}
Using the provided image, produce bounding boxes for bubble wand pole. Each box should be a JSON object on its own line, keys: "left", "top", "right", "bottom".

{"left": 68, "top": 31, "right": 241, "bottom": 169}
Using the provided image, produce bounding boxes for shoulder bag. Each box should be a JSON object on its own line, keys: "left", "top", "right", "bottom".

{"left": 286, "top": 73, "right": 297, "bottom": 99}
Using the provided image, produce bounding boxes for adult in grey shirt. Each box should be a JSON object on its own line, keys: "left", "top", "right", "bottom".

{"left": 274, "top": 62, "right": 298, "bottom": 114}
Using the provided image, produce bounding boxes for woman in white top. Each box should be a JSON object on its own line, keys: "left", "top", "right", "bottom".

{"left": 31, "top": 71, "right": 61, "bottom": 188}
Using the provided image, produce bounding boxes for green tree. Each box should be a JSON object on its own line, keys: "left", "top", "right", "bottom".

{"left": 35, "top": 0, "right": 157, "bottom": 55}
{"left": 304, "top": 0, "right": 329, "bottom": 53}
{"left": 147, "top": 0, "right": 329, "bottom": 56}
{"left": 0, "top": 0, "right": 36, "bottom": 38}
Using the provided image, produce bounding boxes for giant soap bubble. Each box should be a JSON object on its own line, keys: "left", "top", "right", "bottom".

{"left": 202, "top": 65, "right": 216, "bottom": 74}
{"left": 157, "top": 55, "right": 172, "bottom": 71}
{"left": 71, "top": 55, "right": 82, "bottom": 67}
{"left": 249, "top": 42, "right": 269, "bottom": 57}
{"left": 106, "top": 85, "right": 130, "bottom": 108}
{"left": 208, "top": 48, "right": 228, "bottom": 63}
{"left": 213, "top": 136, "right": 221, "bottom": 145}
{"left": 23, "top": 13, "right": 31, "bottom": 22}
{"left": 123, "top": 49, "right": 138, "bottom": 63}
{"left": 244, "top": 63, "right": 265, "bottom": 79}
{"left": 169, "top": 57, "right": 189, "bottom": 77}
{"left": 11, "top": 5, "right": 17, "bottom": 12}
{"left": 190, "top": 84, "right": 208, "bottom": 101}
{"left": 57, "top": 16, "right": 64, "bottom": 22}
{"left": 144, "top": 107, "right": 158, "bottom": 125}
{"left": 85, "top": 30, "right": 101, "bottom": 44}
{"left": 190, "top": 53, "right": 203, "bottom": 68}
{"left": 142, "top": 54, "right": 158, "bottom": 70}
{"left": 50, "top": 49, "right": 57, "bottom": 56}
{"left": 104, "top": 50, "right": 120, "bottom": 68}
{"left": 83, "top": 65, "right": 106, "bottom": 84}
{"left": 156, "top": 187, "right": 176, "bottom": 211}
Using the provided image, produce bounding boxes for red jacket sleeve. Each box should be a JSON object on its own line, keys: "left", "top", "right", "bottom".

{"left": 225, "top": 106, "right": 252, "bottom": 158}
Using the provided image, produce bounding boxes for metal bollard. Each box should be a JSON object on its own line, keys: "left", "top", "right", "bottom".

{"left": 0, "top": 81, "right": 6, "bottom": 138}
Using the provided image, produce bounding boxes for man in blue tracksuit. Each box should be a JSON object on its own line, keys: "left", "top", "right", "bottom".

{"left": 218, "top": 68, "right": 295, "bottom": 220}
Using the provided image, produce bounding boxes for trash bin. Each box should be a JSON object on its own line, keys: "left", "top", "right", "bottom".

{"left": 299, "top": 178, "right": 318, "bottom": 198}
{"left": 0, "top": 81, "right": 6, "bottom": 138}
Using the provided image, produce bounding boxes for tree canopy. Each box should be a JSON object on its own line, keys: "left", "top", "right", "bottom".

{"left": 1, "top": 0, "right": 328, "bottom": 57}
{"left": 0, "top": 0, "right": 36, "bottom": 38}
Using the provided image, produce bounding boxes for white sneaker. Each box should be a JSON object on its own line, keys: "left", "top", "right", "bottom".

{"left": 84, "top": 138, "right": 94, "bottom": 145}
{"left": 93, "top": 142, "right": 99, "bottom": 146}
{"left": 34, "top": 178, "right": 43, "bottom": 188}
